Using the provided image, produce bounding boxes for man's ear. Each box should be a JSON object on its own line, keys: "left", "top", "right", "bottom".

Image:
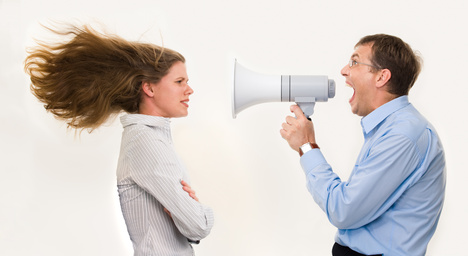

{"left": 376, "top": 69, "right": 391, "bottom": 88}
{"left": 141, "top": 82, "right": 154, "bottom": 97}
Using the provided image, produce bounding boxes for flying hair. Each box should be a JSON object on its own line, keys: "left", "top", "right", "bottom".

{"left": 24, "top": 23, "right": 185, "bottom": 132}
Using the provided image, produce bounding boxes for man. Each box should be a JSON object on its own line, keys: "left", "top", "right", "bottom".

{"left": 280, "top": 34, "right": 446, "bottom": 256}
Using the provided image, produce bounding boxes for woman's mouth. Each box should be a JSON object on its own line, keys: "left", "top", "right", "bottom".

{"left": 181, "top": 100, "right": 189, "bottom": 107}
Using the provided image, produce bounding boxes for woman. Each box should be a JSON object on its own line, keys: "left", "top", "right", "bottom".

{"left": 25, "top": 24, "right": 214, "bottom": 255}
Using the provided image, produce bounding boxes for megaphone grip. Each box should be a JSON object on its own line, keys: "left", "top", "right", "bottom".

{"left": 296, "top": 101, "right": 316, "bottom": 119}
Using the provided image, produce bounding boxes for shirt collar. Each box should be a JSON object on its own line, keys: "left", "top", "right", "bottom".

{"left": 361, "top": 95, "right": 410, "bottom": 135}
{"left": 120, "top": 114, "right": 171, "bottom": 128}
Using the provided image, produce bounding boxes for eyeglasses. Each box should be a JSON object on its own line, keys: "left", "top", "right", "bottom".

{"left": 348, "top": 60, "right": 382, "bottom": 70}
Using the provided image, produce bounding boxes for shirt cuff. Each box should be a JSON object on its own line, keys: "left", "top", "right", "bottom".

{"left": 300, "top": 148, "right": 327, "bottom": 175}
{"left": 203, "top": 205, "right": 215, "bottom": 229}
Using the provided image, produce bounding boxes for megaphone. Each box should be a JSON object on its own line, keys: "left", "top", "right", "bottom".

{"left": 232, "top": 59, "right": 335, "bottom": 119}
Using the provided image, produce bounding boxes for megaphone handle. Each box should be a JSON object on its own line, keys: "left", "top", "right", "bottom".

{"left": 296, "top": 102, "right": 315, "bottom": 121}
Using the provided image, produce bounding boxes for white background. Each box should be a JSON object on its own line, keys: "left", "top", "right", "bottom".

{"left": 1, "top": 0, "right": 467, "bottom": 255}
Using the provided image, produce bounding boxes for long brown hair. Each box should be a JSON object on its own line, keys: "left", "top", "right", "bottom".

{"left": 24, "top": 24, "right": 185, "bottom": 131}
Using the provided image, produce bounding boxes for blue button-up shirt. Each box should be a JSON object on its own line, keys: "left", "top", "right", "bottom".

{"left": 300, "top": 96, "right": 446, "bottom": 255}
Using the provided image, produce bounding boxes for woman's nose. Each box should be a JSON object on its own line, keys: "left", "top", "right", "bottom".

{"left": 186, "top": 85, "right": 194, "bottom": 95}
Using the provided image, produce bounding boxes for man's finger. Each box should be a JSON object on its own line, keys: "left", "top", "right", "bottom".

{"left": 290, "top": 105, "right": 307, "bottom": 120}
{"left": 285, "top": 116, "right": 297, "bottom": 126}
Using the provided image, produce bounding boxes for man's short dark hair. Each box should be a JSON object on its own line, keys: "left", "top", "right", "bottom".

{"left": 356, "top": 34, "right": 422, "bottom": 96}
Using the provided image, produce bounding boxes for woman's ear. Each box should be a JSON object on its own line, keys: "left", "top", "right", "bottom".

{"left": 376, "top": 69, "right": 392, "bottom": 88}
{"left": 141, "top": 82, "right": 154, "bottom": 97}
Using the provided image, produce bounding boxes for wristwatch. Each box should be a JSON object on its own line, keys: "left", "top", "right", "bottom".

{"left": 299, "top": 142, "right": 319, "bottom": 157}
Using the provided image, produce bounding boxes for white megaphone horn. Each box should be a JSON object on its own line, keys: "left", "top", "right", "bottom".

{"left": 232, "top": 59, "right": 336, "bottom": 119}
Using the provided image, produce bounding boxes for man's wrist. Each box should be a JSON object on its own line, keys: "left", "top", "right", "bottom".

{"left": 299, "top": 142, "right": 319, "bottom": 156}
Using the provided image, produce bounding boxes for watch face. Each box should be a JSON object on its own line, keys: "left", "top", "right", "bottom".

{"left": 299, "top": 143, "right": 312, "bottom": 156}
{"left": 301, "top": 143, "right": 312, "bottom": 150}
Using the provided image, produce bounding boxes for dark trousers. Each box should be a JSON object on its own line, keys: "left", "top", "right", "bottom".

{"left": 332, "top": 243, "right": 382, "bottom": 256}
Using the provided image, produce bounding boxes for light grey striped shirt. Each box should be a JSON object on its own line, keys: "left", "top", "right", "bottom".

{"left": 117, "top": 114, "right": 214, "bottom": 256}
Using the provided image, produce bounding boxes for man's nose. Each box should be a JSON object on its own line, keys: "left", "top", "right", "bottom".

{"left": 341, "top": 64, "right": 349, "bottom": 77}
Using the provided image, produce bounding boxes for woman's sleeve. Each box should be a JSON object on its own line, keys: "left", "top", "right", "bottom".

{"left": 128, "top": 132, "right": 214, "bottom": 241}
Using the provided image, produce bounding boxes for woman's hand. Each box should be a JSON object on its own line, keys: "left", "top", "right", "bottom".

{"left": 181, "top": 180, "right": 199, "bottom": 202}
{"left": 164, "top": 180, "right": 200, "bottom": 217}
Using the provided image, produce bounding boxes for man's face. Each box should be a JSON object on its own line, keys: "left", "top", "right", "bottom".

{"left": 341, "top": 44, "right": 380, "bottom": 117}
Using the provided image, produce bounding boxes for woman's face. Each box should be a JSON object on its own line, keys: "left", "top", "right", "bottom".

{"left": 149, "top": 61, "right": 193, "bottom": 118}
